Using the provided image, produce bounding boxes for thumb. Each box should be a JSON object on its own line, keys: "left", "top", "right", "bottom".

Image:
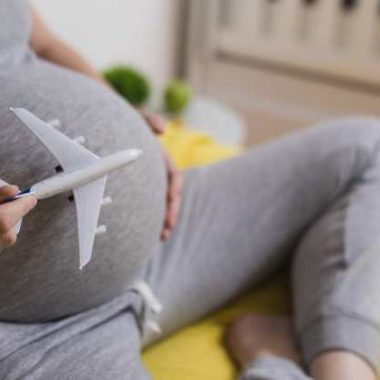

{"left": 0, "top": 185, "right": 20, "bottom": 200}
{"left": 0, "top": 196, "right": 37, "bottom": 230}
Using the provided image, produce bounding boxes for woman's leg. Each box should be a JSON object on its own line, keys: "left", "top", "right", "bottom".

{"left": 143, "top": 118, "right": 380, "bottom": 379}
{"left": 0, "top": 299, "right": 151, "bottom": 380}
{"left": 226, "top": 315, "right": 376, "bottom": 380}
{"left": 290, "top": 123, "right": 380, "bottom": 378}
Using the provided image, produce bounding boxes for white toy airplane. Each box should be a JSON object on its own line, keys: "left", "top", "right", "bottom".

{"left": 0, "top": 108, "right": 142, "bottom": 269}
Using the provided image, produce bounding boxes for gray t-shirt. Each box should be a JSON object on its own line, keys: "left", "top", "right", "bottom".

{"left": 0, "top": 0, "right": 166, "bottom": 322}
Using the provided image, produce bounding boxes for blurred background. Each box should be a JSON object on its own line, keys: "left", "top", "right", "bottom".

{"left": 31, "top": 0, "right": 380, "bottom": 148}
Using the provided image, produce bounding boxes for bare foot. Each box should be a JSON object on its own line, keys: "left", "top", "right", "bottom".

{"left": 225, "top": 314, "right": 303, "bottom": 370}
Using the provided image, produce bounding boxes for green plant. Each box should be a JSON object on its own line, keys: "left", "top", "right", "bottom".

{"left": 164, "top": 79, "right": 193, "bottom": 115}
{"left": 103, "top": 65, "right": 151, "bottom": 107}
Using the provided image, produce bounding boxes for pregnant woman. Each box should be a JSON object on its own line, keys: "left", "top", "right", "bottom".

{"left": 1, "top": 1, "right": 380, "bottom": 379}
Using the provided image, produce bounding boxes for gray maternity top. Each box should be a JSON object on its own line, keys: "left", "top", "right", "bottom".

{"left": 0, "top": 0, "right": 166, "bottom": 322}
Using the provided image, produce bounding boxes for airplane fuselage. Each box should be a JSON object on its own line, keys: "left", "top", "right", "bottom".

{"left": 31, "top": 149, "right": 142, "bottom": 199}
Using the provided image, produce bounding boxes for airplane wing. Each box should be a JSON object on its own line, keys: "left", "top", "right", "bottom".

{"left": 11, "top": 107, "right": 99, "bottom": 171}
{"left": 11, "top": 108, "right": 106, "bottom": 269}
{"left": 73, "top": 177, "right": 107, "bottom": 269}
{"left": 0, "top": 179, "right": 22, "bottom": 234}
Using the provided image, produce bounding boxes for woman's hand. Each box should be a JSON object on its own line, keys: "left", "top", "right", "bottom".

{"left": 142, "top": 111, "right": 183, "bottom": 241}
{"left": 0, "top": 186, "right": 37, "bottom": 248}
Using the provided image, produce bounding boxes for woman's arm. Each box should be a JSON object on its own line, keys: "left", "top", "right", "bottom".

{"left": 30, "top": 8, "right": 107, "bottom": 85}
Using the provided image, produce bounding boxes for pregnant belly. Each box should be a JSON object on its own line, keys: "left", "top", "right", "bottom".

{"left": 0, "top": 60, "right": 166, "bottom": 322}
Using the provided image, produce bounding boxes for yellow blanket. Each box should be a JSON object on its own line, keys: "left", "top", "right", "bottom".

{"left": 158, "top": 120, "right": 240, "bottom": 169}
{"left": 143, "top": 121, "right": 289, "bottom": 379}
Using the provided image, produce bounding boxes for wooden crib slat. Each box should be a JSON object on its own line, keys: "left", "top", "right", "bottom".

{"left": 226, "top": 0, "right": 261, "bottom": 36}
{"left": 216, "top": 0, "right": 380, "bottom": 87}
{"left": 350, "top": 0, "right": 377, "bottom": 57}
{"left": 314, "top": 0, "right": 339, "bottom": 51}
{"left": 276, "top": 0, "right": 299, "bottom": 45}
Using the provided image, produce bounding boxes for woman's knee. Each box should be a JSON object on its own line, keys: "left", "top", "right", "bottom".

{"left": 310, "top": 118, "right": 380, "bottom": 177}
{"left": 320, "top": 117, "right": 380, "bottom": 149}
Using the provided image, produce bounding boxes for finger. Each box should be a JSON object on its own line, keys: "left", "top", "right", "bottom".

{"left": 168, "top": 170, "right": 183, "bottom": 201}
{"left": 0, "top": 185, "right": 20, "bottom": 200}
{"left": 144, "top": 113, "right": 166, "bottom": 135}
{"left": 0, "top": 229, "right": 17, "bottom": 248}
{"left": 165, "top": 155, "right": 183, "bottom": 199}
{"left": 165, "top": 195, "right": 181, "bottom": 229}
{"left": 161, "top": 198, "right": 175, "bottom": 241}
{"left": 160, "top": 152, "right": 182, "bottom": 241}
{"left": 160, "top": 227, "right": 171, "bottom": 241}
{"left": 160, "top": 193, "right": 181, "bottom": 241}
{"left": 0, "top": 196, "right": 37, "bottom": 233}
{"left": 162, "top": 194, "right": 181, "bottom": 235}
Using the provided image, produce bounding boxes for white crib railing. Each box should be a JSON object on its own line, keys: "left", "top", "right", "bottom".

{"left": 216, "top": 0, "right": 380, "bottom": 86}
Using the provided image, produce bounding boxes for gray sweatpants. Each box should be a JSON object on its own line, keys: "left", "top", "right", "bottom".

{"left": 1, "top": 118, "right": 380, "bottom": 379}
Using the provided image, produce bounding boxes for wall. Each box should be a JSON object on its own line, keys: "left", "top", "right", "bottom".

{"left": 31, "top": 0, "right": 181, "bottom": 92}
